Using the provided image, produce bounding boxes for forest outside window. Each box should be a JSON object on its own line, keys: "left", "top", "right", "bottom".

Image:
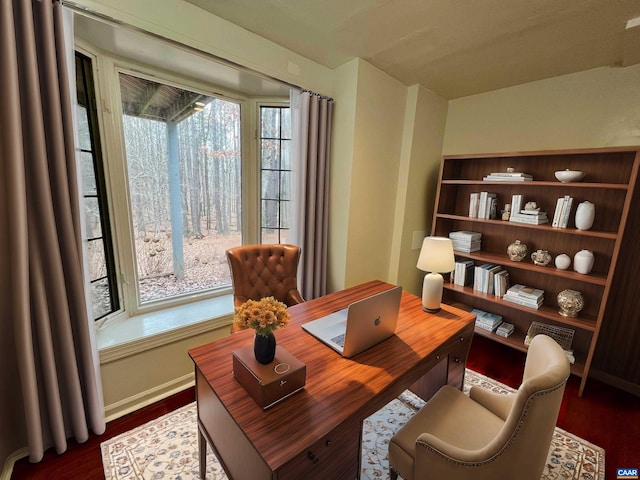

{"left": 118, "top": 72, "right": 242, "bottom": 305}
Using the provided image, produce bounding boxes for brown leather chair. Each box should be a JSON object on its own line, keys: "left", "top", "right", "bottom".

{"left": 388, "top": 334, "right": 570, "bottom": 480}
{"left": 226, "top": 244, "right": 304, "bottom": 330}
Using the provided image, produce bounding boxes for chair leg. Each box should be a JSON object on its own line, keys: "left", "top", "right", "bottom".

{"left": 390, "top": 466, "right": 399, "bottom": 480}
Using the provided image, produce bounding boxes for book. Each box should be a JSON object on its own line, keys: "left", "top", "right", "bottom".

{"left": 478, "top": 192, "right": 496, "bottom": 219}
{"left": 469, "top": 193, "right": 480, "bottom": 218}
{"left": 483, "top": 175, "right": 533, "bottom": 182}
{"left": 472, "top": 309, "right": 503, "bottom": 332}
{"left": 509, "top": 213, "right": 549, "bottom": 225}
{"left": 496, "top": 322, "right": 515, "bottom": 337}
{"left": 511, "top": 194, "right": 523, "bottom": 214}
{"left": 551, "top": 197, "right": 565, "bottom": 227}
{"left": 502, "top": 294, "right": 543, "bottom": 309}
{"left": 561, "top": 196, "right": 573, "bottom": 228}
{"left": 493, "top": 270, "right": 510, "bottom": 297}
{"left": 506, "top": 284, "right": 544, "bottom": 301}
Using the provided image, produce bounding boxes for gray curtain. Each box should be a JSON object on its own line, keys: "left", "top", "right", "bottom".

{"left": 290, "top": 91, "right": 333, "bottom": 299}
{"left": 0, "top": 0, "right": 105, "bottom": 462}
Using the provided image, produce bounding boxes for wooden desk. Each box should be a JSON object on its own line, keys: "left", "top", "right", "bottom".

{"left": 188, "top": 280, "right": 475, "bottom": 480}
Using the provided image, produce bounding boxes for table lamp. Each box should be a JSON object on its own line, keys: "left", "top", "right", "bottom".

{"left": 416, "top": 236, "right": 455, "bottom": 312}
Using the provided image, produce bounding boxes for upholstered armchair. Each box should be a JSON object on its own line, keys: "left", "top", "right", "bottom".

{"left": 388, "top": 334, "right": 570, "bottom": 480}
{"left": 226, "top": 244, "right": 304, "bottom": 330}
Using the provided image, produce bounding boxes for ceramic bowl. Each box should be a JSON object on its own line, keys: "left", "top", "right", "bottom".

{"left": 555, "top": 169, "right": 585, "bottom": 183}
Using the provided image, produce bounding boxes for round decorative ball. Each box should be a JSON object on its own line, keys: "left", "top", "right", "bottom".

{"left": 554, "top": 253, "right": 571, "bottom": 270}
{"left": 557, "top": 289, "right": 584, "bottom": 318}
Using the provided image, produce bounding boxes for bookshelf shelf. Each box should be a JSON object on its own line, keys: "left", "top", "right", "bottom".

{"left": 433, "top": 147, "right": 640, "bottom": 395}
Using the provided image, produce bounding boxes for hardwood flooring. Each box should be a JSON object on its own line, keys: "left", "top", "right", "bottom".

{"left": 11, "top": 334, "right": 640, "bottom": 479}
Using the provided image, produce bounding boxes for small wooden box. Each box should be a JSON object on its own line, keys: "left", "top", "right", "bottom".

{"left": 232, "top": 345, "right": 306, "bottom": 409}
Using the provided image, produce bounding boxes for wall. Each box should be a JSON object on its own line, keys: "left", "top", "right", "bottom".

{"left": 389, "top": 85, "right": 449, "bottom": 296}
{"left": 332, "top": 60, "right": 408, "bottom": 289}
{"left": 443, "top": 65, "right": 640, "bottom": 154}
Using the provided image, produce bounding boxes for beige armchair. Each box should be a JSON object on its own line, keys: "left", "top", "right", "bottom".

{"left": 389, "top": 334, "right": 570, "bottom": 480}
{"left": 226, "top": 244, "right": 304, "bottom": 331}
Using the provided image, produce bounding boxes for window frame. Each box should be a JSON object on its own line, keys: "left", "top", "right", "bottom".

{"left": 258, "top": 102, "right": 292, "bottom": 244}
{"left": 79, "top": 46, "right": 290, "bottom": 326}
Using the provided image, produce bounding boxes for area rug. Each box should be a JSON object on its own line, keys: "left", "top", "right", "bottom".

{"left": 101, "top": 369, "right": 604, "bottom": 480}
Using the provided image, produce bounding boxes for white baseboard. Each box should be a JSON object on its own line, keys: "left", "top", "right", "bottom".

{"left": 1, "top": 447, "right": 28, "bottom": 480}
{"left": 104, "top": 372, "right": 195, "bottom": 423}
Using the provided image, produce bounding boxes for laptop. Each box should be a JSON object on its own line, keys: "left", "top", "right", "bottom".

{"left": 301, "top": 286, "right": 402, "bottom": 358}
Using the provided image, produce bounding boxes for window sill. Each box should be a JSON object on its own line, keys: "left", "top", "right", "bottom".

{"left": 97, "top": 295, "right": 234, "bottom": 363}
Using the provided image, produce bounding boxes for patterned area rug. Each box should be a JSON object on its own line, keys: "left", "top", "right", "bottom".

{"left": 101, "top": 369, "right": 604, "bottom": 480}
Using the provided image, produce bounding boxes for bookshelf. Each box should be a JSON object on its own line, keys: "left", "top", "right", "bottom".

{"left": 432, "top": 147, "right": 640, "bottom": 395}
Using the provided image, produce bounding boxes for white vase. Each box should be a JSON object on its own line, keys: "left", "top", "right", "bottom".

{"left": 574, "top": 201, "right": 595, "bottom": 230}
{"left": 554, "top": 254, "right": 571, "bottom": 270}
{"left": 573, "top": 250, "right": 594, "bottom": 274}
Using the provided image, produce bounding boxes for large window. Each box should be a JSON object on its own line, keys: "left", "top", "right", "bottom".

{"left": 75, "top": 52, "right": 119, "bottom": 320}
{"left": 118, "top": 72, "right": 242, "bottom": 304}
{"left": 260, "top": 106, "right": 291, "bottom": 244}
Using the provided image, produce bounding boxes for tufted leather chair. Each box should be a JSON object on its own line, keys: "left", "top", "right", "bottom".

{"left": 226, "top": 244, "right": 305, "bottom": 331}
{"left": 388, "top": 334, "right": 570, "bottom": 480}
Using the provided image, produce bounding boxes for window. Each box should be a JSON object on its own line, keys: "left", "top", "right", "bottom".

{"left": 74, "top": 23, "right": 292, "bottom": 324}
{"left": 75, "top": 52, "right": 119, "bottom": 320}
{"left": 118, "top": 72, "right": 242, "bottom": 304}
{"left": 260, "top": 105, "right": 291, "bottom": 243}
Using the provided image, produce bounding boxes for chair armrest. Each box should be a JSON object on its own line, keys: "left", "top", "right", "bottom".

{"left": 469, "top": 386, "right": 513, "bottom": 420}
{"left": 286, "top": 289, "right": 305, "bottom": 305}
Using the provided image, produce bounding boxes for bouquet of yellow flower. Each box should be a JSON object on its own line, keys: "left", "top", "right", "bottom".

{"left": 234, "top": 297, "right": 290, "bottom": 336}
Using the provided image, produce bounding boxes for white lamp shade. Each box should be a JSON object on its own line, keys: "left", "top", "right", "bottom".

{"left": 416, "top": 237, "right": 455, "bottom": 273}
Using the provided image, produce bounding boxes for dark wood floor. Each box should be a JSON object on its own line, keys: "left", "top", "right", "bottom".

{"left": 11, "top": 334, "right": 640, "bottom": 479}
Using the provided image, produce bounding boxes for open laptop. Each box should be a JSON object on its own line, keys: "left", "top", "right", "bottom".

{"left": 301, "top": 286, "right": 402, "bottom": 358}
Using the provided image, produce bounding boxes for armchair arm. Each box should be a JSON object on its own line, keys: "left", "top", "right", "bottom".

{"left": 469, "top": 386, "right": 514, "bottom": 420}
{"left": 286, "top": 289, "right": 305, "bottom": 306}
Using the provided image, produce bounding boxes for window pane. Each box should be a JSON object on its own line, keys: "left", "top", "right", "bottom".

{"left": 119, "top": 73, "right": 242, "bottom": 304}
{"left": 259, "top": 105, "right": 291, "bottom": 244}
{"left": 90, "top": 277, "right": 112, "bottom": 320}
{"left": 261, "top": 139, "right": 279, "bottom": 169}
{"left": 87, "top": 239, "right": 107, "bottom": 281}
{"left": 80, "top": 151, "right": 97, "bottom": 195}
{"left": 84, "top": 197, "right": 102, "bottom": 238}
{"left": 76, "top": 105, "right": 92, "bottom": 150}
{"left": 262, "top": 200, "right": 280, "bottom": 228}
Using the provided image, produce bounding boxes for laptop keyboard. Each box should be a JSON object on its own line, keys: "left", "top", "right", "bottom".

{"left": 331, "top": 333, "right": 346, "bottom": 348}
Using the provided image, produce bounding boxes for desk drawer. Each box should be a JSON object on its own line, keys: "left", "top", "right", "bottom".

{"left": 276, "top": 419, "right": 360, "bottom": 480}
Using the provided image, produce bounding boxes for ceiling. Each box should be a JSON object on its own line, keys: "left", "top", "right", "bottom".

{"left": 184, "top": 0, "right": 640, "bottom": 99}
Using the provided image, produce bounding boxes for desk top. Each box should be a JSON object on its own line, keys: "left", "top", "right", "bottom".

{"left": 188, "top": 280, "right": 475, "bottom": 472}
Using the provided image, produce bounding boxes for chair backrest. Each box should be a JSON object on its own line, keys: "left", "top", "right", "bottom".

{"left": 481, "top": 334, "right": 570, "bottom": 478}
{"left": 226, "top": 244, "right": 304, "bottom": 308}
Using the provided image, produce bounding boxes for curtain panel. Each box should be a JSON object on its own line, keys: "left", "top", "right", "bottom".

{"left": 290, "top": 91, "right": 333, "bottom": 300}
{"left": 0, "top": 0, "right": 105, "bottom": 462}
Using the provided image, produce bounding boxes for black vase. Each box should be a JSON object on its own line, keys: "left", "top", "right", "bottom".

{"left": 254, "top": 332, "right": 276, "bottom": 364}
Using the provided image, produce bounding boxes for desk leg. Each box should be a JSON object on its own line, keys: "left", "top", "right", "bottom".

{"left": 198, "top": 424, "right": 207, "bottom": 479}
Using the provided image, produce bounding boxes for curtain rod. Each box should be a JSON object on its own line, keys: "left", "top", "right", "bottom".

{"left": 61, "top": 0, "right": 305, "bottom": 93}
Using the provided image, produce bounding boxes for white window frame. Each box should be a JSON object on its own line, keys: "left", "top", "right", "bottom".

{"left": 81, "top": 46, "right": 285, "bottom": 331}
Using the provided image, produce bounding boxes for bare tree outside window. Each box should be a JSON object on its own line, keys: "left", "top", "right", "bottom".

{"left": 260, "top": 105, "right": 291, "bottom": 244}
{"left": 119, "top": 73, "right": 242, "bottom": 303}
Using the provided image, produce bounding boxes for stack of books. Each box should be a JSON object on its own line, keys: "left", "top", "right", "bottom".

{"left": 469, "top": 192, "right": 497, "bottom": 219}
{"left": 473, "top": 263, "right": 508, "bottom": 295}
{"left": 509, "top": 209, "right": 549, "bottom": 225}
{"left": 453, "top": 259, "right": 475, "bottom": 286}
{"left": 551, "top": 195, "right": 574, "bottom": 228}
{"left": 472, "top": 309, "right": 503, "bottom": 332}
{"left": 449, "top": 231, "right": 482, "bottom": 252}
{"left": 503, "top": 284, "right": 544, "bottom": 309}
{"left": 496, "top": 322, "right": 515, "bottom": 337}
{"left": 483, "top": 171, "right": 533, "bottom": 182}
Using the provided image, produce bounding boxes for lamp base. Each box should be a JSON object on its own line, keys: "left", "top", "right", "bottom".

{"left": 422, "top": 306, "right": 441, "bottom": 313}
{"left": 422, "top": 272, "right": 444, "bottom": 313}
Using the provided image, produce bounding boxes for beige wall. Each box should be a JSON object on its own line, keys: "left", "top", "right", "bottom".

{"left": 389, "top": 85, "right": 449, "bottom": 297}
{"left": 331, "top": 59, "right": 408, "bottom": 289}
{"left": 443, "top": 65, "right": 640, "bottom": 154}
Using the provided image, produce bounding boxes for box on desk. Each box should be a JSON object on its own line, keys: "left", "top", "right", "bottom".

{"left": 232, "top": 345, "right": 306, "bottom": 409}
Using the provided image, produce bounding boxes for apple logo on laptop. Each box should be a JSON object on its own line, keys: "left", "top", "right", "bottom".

{"left": 374, "top": 316, "right": 381, "bottom": 326}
